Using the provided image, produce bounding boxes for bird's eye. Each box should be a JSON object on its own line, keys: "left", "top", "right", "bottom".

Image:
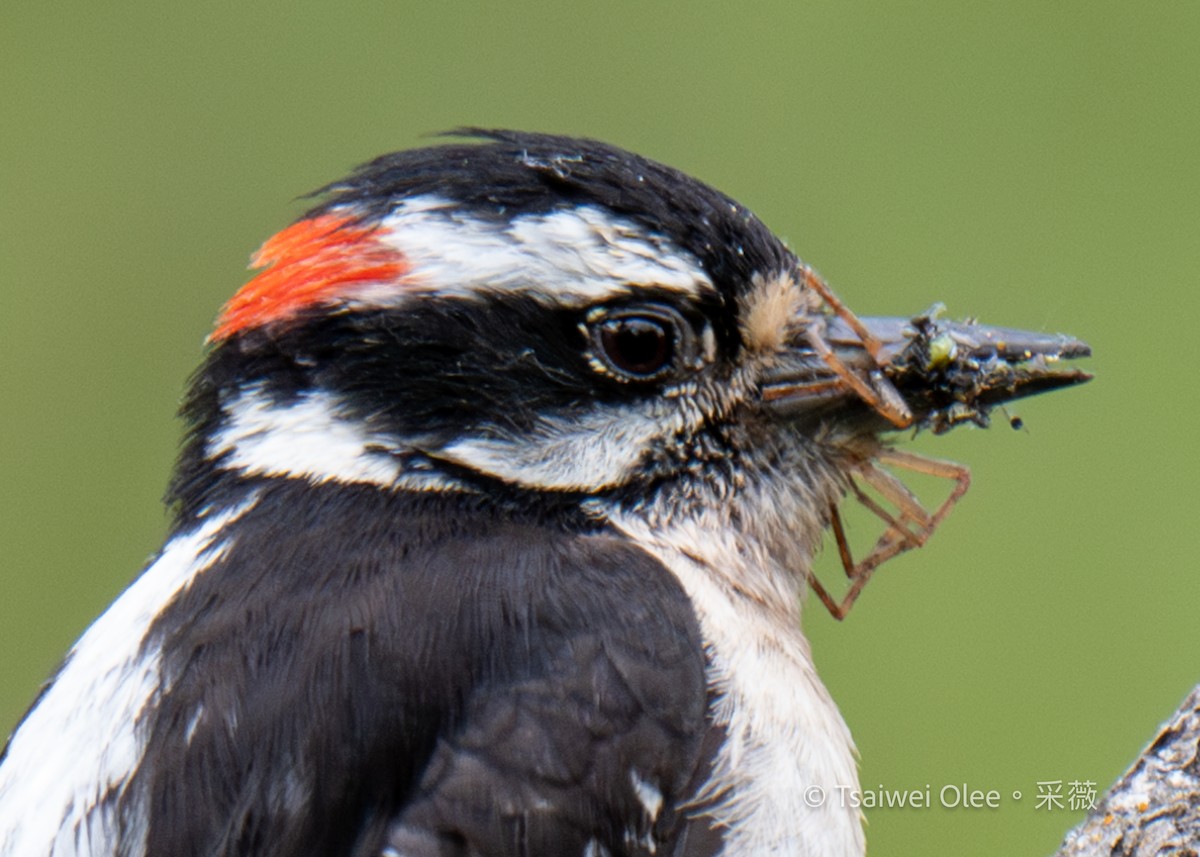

{"left": 586, "top": 305, "right": 697, "bottom": 382}
{"left": 599, "top": 317, "right": 672, "bottom": 376}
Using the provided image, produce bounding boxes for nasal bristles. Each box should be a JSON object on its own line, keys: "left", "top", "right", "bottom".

{"left": 210, "top": 214, "right": 408, "bottom": 342}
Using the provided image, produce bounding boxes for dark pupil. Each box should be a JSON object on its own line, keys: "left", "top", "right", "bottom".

{"left": 600, "top": 317, "right": 672, "bottom": 376}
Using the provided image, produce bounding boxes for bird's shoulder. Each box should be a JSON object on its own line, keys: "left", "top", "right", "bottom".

{"left": 128, "top": 481, "right": 713, "bottom": 856}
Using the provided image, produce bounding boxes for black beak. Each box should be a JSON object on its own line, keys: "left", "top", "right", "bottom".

{"left": 763, "top": 308, "right": 1092, "bottom": 434}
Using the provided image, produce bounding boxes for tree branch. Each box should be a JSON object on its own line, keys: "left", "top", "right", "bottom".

{"left": 1052, "top": 687, "right": 1200, "bottom": 856}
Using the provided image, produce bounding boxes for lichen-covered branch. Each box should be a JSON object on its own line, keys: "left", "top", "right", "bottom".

{"left": 1052, "top": 687, "right": 1200, "bottom": 857}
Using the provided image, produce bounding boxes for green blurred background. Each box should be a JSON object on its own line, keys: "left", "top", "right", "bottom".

{"left": 2, "top": 2, "right": 1196, "bottom": 853}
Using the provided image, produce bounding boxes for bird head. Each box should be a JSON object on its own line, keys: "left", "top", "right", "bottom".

{"left": 174, "top": 129, "right": 1090, "bottom": 615}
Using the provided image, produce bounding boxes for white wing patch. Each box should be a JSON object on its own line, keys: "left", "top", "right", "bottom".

{"left": 582, "top": 840, "right": 612, "bottom": 857}
{"left": 367, "top": 197, "right": 714, "bottom": 307}
{"left": 631, "top": 770, "right": 664, "bottom": 821}
{"left": 0, "top": 498, "right": 259, "bottom": 857}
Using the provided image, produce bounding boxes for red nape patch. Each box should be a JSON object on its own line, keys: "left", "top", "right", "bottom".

{"left": 210, "top": 214, "right": 408, "bottom": 341}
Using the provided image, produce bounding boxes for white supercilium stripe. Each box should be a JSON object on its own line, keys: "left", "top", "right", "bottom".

{"left": 358, "top": 196, "right": 713, "bottom": 307}
{"left": 0, "top": 496, "right": 260, "bottom": 857}
{"left": 608, "top": 512, "right": 865, "bottom": 857}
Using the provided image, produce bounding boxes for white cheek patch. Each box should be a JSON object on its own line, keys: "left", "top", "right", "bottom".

{"left": 435, "top": 400, "right": 685, "bottom": 492}
{"left": 208, "top": 387, "right": 404, "bottom": 488}
{"left": 365, "top": 196, "right": 714, "bottom": 307}
{"left": 0, "top": 498, "right": 259, "bottom": 857}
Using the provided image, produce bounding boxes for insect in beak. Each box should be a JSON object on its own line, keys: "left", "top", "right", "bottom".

{"left": 762, "top": 266, "right": 1092, "bottom": 618}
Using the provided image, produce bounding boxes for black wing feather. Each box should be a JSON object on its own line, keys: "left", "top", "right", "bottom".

{"left": 121, "top": 483, "right": 714, "bottom": 857}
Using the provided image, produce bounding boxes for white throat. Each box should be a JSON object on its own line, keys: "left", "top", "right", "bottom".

{"left": 606, "top": 505, "right": 864, "bottom": 857}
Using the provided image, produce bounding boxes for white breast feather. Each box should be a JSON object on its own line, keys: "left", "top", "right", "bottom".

{"left": 609, "top": 499, "right": 865, "bottom": 857}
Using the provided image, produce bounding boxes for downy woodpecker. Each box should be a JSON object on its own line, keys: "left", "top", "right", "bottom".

{"left": 0, "top": 130, "right": 1089, "bottom": 857}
